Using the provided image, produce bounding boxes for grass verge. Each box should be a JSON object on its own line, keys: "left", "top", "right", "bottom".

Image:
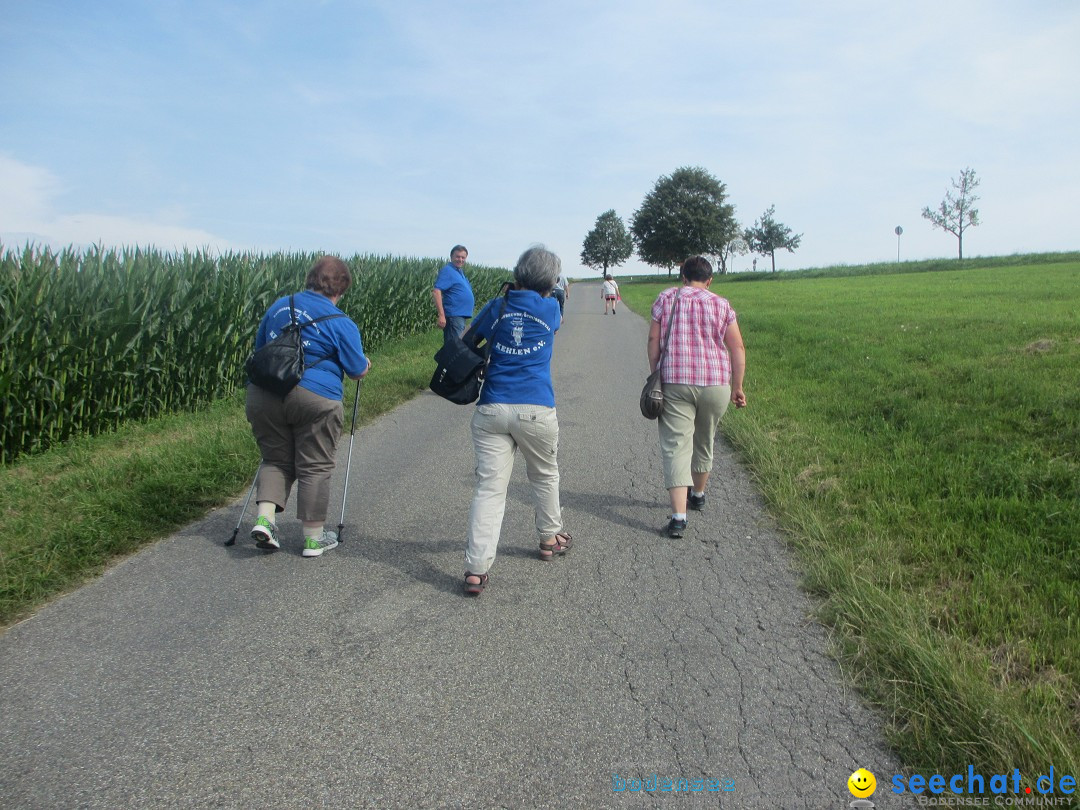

{"left": 0, "top": 329, "right": 442, "bottom": 629}
{"left": 620, "top": 262, "right": 1079, "bottom": 780}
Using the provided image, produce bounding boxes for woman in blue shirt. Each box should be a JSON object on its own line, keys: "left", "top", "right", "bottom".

{"left": 461, "top": 245, "right": 572, "bottom": 595}
{"left": 246, "top": 256, "right": 371, "bottom": 557}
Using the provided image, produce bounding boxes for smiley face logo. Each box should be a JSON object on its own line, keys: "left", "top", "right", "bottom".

{"left": 848, "top": 768, "right": 877, "bottom": 798}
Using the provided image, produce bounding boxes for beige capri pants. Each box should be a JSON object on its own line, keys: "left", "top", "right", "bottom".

{"left": 657, "top": 383, "right": 731, "bottom": 490}
{"left": 245, "top": 384, "right": 344, "bottom": 522}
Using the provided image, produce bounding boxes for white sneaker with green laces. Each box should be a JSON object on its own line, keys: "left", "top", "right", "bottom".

{"left": 302, "top": 529, "right": 339, "bottom": 558}
{"left": 250, "top": 516, "right": 280, "bottom": 550}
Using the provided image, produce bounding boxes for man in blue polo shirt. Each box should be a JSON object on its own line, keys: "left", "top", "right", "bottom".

{"left": 432, "top": 244, "right": 475, "bottom": 344}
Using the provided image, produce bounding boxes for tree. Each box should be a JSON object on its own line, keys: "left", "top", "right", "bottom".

{"left": 630, "top": 166, "right": 738, "bottom": 275}
{"left": 580, "top": 209, "right": 633, "bottom": 276}
{"left": 744, "top": 205, "right": 802, "bottom": 272}
{"left": 716, "top": 236, "right": 748, "bottom": 275}
{"left": 921, "top": 167, "right": 980, "bottom": 260}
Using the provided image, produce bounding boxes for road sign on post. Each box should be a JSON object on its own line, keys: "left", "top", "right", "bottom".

{"left": 894, "top": 226, "right": 903, "bottom": 262}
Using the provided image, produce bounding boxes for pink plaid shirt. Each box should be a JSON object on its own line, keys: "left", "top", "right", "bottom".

{"left": 651, "top": 286, "right": 738, "bottom": 387}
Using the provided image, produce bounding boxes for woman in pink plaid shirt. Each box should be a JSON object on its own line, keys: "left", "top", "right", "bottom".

{"left": 647, "top": 256, "right": 747, "bottom": 538}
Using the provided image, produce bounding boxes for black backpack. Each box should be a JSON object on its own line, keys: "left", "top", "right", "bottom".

{"left": 245, "top": 295, "right": 346, "bottom": 397}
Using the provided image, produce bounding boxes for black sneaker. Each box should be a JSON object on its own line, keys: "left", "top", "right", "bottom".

{"left": 666, "top": 517, "right": 687, "bottom": 538}
{"left": 688, "top": 490, "right": 706, "bottom": 511}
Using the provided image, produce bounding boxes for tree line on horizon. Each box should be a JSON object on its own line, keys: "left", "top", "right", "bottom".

{"left": 580, "top": 165, "right": 981, "bottom": 276}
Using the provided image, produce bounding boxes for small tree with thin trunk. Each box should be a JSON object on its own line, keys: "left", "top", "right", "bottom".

{"left": 716, "top": 236, "right": 748, "bottom": 275}
{"left": 921, "top": 167, "right": 980, "bottom": 260}
{"left": 744, "top": 205, "right": 802, "bottom": 272}
{"left": 580, "top": 209, "right": 633, "bottom": 276}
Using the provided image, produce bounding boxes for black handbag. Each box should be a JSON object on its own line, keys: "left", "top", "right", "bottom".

{"left": 639, "top": 289, "right": 682, "bottom": 420}
{"left": 639, "top": 367, "right": 664, "bottom": 419}
{"left": 430, "top": 289, "right": 509, "bottom": 404}
{"left": 245, "top": 295, "right": 345, "bottom": 397}
{"left": 429, "top": 333, "right": 487, "bottom": 404}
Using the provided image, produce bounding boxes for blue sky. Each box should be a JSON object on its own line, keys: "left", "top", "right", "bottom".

{"left": 2, "top": 0, "right": 1077, "bottom": 275}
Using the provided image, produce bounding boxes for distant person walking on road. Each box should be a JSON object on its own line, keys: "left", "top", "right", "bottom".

{"left": 246, "top": 256, "right": 372, "bottom": 557}
{"left": 647, "top": 256, "right": 746, "bottom": 539}
{"left": 460, "top": 245, "right": 572, "bottom": 596}
{"left": 552, "top": 271, "right": 570, "bottom": 315}
{"left": 432, "top": 245, "right": 475, "bottom": 345}
{"left": 602, "top": 274, "right": 620, "bottom": 314}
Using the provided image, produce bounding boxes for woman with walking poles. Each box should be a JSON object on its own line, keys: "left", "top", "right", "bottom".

{"left": 460, "top": 245, "right": 572, "bottom": 595}
{"left": 245, "top": 255, "right": 371, "bottom": 557}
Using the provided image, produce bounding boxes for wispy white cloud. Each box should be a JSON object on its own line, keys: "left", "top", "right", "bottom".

{"left": 0, "top": 155, "right": 60, "bottom": 225}
{"left": 0, "top": 155, "right": 233, "bottom": 253}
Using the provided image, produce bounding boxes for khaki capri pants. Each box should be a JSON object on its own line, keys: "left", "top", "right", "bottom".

{"left": 658, "top": 383, "right": 731, "bottom": 490}
{"left": 245, "top": 384, "right": 344, "bottom": 522}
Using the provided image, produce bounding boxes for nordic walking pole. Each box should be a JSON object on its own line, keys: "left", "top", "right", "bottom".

{"left": 337, "top": 378, "right": 362, "bottom": 544}
{"left": 226, "top": 462, "right": 262, "bottom": 546}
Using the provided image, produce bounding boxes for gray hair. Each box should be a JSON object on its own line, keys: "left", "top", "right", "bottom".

{"left": 513, "top": 244, "right": 561, "bottom": 294}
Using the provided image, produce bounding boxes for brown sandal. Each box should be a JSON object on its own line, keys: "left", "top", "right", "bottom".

{"left": 464, "top": 571, "right": 488, "bottom": 595}
{"left": 539, "top": 532, "right": 573, "bottom": 560}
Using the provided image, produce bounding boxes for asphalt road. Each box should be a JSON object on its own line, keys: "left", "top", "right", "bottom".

{"left": 0, "top": 282, "right": 902, "bottom": 809}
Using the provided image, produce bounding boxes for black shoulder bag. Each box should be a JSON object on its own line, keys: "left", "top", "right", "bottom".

{"left": 245, "top": 295, "right": 347, "bottom": 397}
{"left": 640, "top": 289, "right": 682, "bottom": 419}
{"left": 430, "top": 287, "right": 510, "bottom": 405}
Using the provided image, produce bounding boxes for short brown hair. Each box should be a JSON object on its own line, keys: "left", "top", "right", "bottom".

{"left": 305, "top": 255, "right": 352, "bottom": 297}
{"left": 680, "top": 255, "right": 713, "bottom": 282}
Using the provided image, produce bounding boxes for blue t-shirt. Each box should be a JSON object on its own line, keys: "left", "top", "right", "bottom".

{"left": 470, "top": 289, "right": 561, "bottom": 407}
{"left": 433, "top": 263, "right": 475, "bottom": 318}
{"left": 254, "top": 290, "right": 367, "bottom": 400}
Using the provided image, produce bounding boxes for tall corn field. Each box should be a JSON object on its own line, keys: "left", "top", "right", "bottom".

{"left": 0, "top": 243, "right": 508, "bottom": 465}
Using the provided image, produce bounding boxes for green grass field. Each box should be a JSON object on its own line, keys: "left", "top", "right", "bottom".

{"left": 621, "top": 260, "right": 1079, "bottom": 781}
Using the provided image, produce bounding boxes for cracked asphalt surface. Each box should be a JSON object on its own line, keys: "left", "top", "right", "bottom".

{"left": 0, "top": 283, "right": 902, "bottom": 809}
